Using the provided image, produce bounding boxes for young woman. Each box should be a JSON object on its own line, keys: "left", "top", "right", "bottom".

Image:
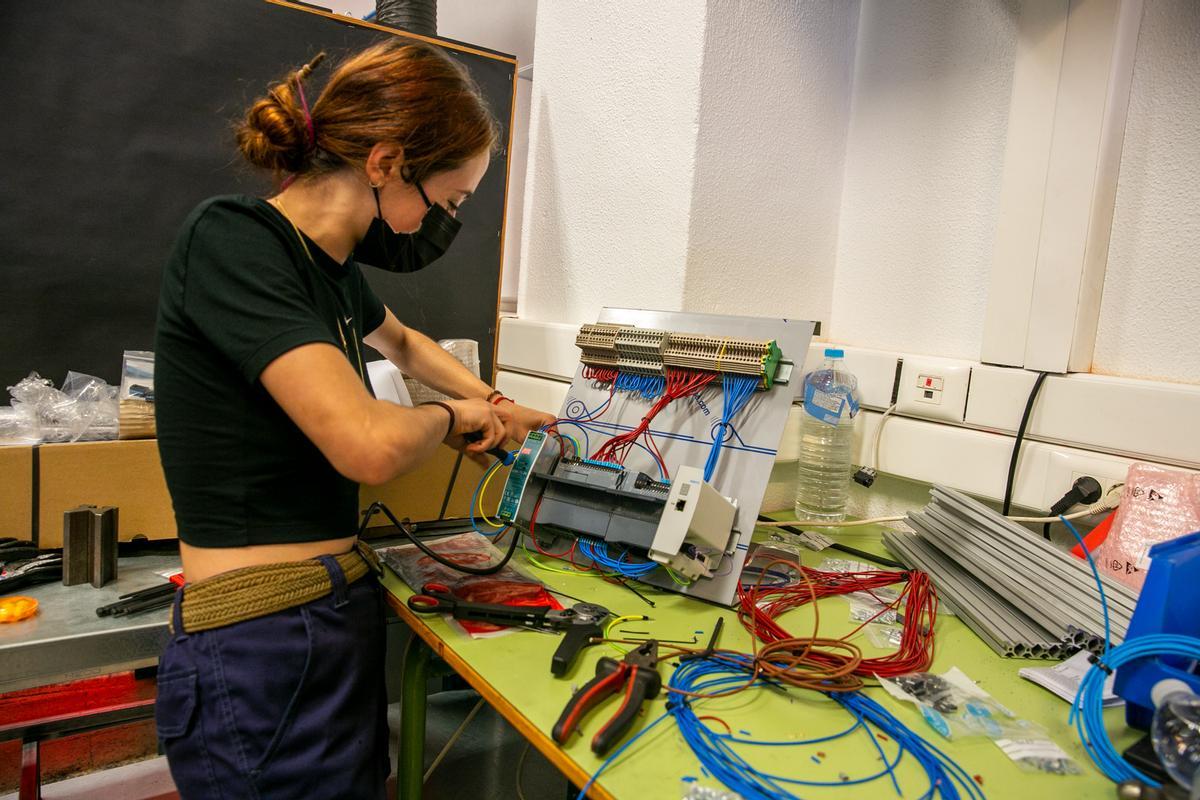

{"left": 153, "top": 40, "right": 554, "bottom": 798}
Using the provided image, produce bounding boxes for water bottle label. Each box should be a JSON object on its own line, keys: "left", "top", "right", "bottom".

{"left": 804, "top": 384, "right": 858, "bottom": 424}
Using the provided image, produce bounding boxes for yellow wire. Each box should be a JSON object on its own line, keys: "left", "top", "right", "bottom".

{"left": 520, "top": 541, "right": 608, "bottom": 577}
{"left": 665, "top": 567, "right": 692, "bottom": 585}
{"left": 604, "top": 614, "right": 650, "bottom": 655}
{"left": 477, "top": 461, "right": 506, "bottom": 527}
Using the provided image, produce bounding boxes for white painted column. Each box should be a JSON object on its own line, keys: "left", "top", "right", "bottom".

{"left": 518, "top": 1, "right": 859, "bottom": 329}
{"left": 517, "top": 1, "right": 710, "bottom": 323}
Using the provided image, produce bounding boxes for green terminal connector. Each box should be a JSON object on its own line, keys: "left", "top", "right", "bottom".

{"left": 760, "top": 339, "right": 782, "bottom": 390}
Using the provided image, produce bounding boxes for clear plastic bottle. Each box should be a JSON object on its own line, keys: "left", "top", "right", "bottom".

{"left": 1151, "top": 680, "right": 1200, "bottom": 797}
{"left": 794, "top": 348, "right": 860, "bottom": 525}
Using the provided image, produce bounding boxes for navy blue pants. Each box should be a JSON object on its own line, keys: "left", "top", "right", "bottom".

{"left": 156, "top": 556, "right": 390, "bottom": 799}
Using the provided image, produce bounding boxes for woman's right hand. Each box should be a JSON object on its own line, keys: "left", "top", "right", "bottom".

{"left": 442, "top": 398, "right": 507, "bottom": 466}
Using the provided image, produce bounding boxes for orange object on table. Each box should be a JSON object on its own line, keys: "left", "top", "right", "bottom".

{"left": 0, "top": 595, "right": 38, "bottom": 623}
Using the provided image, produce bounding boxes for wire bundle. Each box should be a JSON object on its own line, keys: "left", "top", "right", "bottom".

{"left": 737, "top": 561, "right": 938, "bottom": 678}
{"left": 661, "top": 654, "right": 986, "bottom": 800}
{"left": 703, "top": 373, "right": 759, "bottom": 482}
{"left": 576, "top": 537, "right": 661, "bottom": 578}
{"left": 582, "top": 365, "right": 619, "bottom": 384}
{"left": 1072, "top": 632, "right": 1200, "bottom": 785}
{"left": 614, "top": 371, "right": 666, "bottom": 400}
{"left": 593, "top": 368, "right": 716, "bottom": 465}
{"left": 1056, "top": 513, "right": 1200, "bottom": 786}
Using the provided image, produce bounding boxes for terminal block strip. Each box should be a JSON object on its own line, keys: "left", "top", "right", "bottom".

{"left": 575, "top": 323, "right": 623, "bottom": 368}
{"left": 576, "top": 323, "right": 786, "bottom": 389}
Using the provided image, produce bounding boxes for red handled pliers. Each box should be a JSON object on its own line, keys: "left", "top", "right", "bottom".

{"left": 552, "top": 640, "right": 662, "bottom": 755}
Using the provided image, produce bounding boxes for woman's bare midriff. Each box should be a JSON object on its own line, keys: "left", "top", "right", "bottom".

{"left": 180, "top": 535, "right": 358, "bottom": 583}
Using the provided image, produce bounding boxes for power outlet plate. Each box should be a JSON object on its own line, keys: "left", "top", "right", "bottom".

{"left": 895, "top": 358, "right": 972, "bottom": 423}
{"left": 1041, "top": 449, "right": 1131, "bottom": 512}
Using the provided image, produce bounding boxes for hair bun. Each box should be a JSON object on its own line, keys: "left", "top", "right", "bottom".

{"left": 235, "top": 80, "right": 311, "bottom": 175}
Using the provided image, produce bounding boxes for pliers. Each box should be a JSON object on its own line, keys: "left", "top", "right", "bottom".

{"left": 407, "top": 583, "right": 611, "bottom": 675}
{"left": 552, "top": 640, "right": 662, "bottom": 755}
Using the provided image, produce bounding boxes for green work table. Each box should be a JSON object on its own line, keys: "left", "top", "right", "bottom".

{"left": 382, "top": 525, "right": 1135, "bottom": 800}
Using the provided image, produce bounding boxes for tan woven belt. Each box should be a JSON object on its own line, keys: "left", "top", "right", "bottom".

{"left": 174, "top": 541, "right": 381, "bottom": 634}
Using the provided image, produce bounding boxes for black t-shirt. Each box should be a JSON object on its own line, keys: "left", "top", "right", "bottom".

{"left": 155, "top": 195, "right": 386, "bottom": 547}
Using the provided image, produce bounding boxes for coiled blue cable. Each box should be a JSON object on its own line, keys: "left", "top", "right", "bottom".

{"left": 1062, "top": 513, "right": 1200, "bottom": 785}
{"left": 659, "top": 654, "right": 986, "bottom": 800}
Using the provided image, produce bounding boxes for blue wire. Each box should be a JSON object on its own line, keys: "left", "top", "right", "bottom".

{"left": 1060, "top": 515, "right": 1112, "bottom": 653}
{"left": 1071, "top": 633, "right": 1200, "bottom": 784}
{"left": 575, "top": 710, "right": 671, "bottom": 800}
{"left": 553, "top": 419, "right": 667, "bottom": 479}
{"left": 468, "top": 458, "right": 509, "bottom": 538}
{"left": 577, "top": 538, "right": 660, "bottom": 577}
{"left": 704, "top": 374, "right": 758, "bottom": 482}
{"left": 1057, "top": 514, "right": 1200, "bottom": 785}
{"left": 661, "top": 655, "right": 987, "bottom": 800}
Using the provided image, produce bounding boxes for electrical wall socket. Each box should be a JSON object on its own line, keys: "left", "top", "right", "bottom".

{"left": 1041, "top": 450, "right": 1133, "bottom": 512}
{"left": 895, "top": 357, "right": 972, "bottom": 423}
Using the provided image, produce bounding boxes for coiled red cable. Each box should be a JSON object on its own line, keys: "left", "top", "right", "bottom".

{"left": 737, "top": 563, "right": 938, "bottom": 678}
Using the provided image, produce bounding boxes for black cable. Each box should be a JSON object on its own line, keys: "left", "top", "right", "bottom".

{"left": 1001, "top": 371, "right": 1048, "bottom": 516}
{"left": 755, "top": 514, "right": 905, "bottom": 570}
{"left": 359, "top": 501, "right": 522, "bottom": 575}
{"left": 1043, "top": 522, "right": 1052, "bottom": 541}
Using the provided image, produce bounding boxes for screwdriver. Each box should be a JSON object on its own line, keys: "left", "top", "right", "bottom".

{"left": 463, "top": 430, "right": 514, "bottom": 465}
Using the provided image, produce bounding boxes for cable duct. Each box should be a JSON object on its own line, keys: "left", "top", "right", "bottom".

{"left": 375, "top": 0, "right": 437, "bottom": 37}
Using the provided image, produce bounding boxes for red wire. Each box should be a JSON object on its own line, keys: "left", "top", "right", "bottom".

{"left": 527, "top": 494, "right": 574, "bottom": 559}
{"left": 592, "top": 368, "right": 715, "bottom": 465}
{"left": 737, "top": 566, "right": 938, "bottom": 678}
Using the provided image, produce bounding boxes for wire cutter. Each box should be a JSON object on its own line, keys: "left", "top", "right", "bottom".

{"left": 407, "top": 583, "right": 611, "bottom": 675}
{"left": 552, "top": 640, "right": 662, "bottom": 755}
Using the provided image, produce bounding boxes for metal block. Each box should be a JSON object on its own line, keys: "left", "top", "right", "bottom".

{"left": 62, "top": 506, "right": 95, "bottom": 586}
{"left": 90, "top": 506, "right": 118, "bottom": 588}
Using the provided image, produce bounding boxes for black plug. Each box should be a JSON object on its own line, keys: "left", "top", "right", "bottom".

{"left": 853, "top": 467, "right": 877, "bottom": 488}
{"left": 1050, "top": 476, "right": 1103, "bottom": 516}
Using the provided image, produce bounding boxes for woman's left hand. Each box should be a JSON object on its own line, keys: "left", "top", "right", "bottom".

{"left": 493, "top": 400, "right": 557, "bottom": 446}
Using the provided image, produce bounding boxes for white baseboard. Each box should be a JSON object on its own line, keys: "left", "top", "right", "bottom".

{"left": 497, "top": 317, "right": 1200, "bottom": 487}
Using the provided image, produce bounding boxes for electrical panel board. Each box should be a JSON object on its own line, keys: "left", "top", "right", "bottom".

{"left": 503, "top": 308, "right": 816, "bottom": 606}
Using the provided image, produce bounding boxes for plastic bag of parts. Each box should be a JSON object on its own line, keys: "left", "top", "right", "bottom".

{"left": 679, "top": 778, "right": 744, "bottom": 800}
{"left": 375, "top": 532, "right": 562, "bottom": 639}
{"left": 846, "top": 587, "right": 901, "bottom": 625}
{"left": 118, "top": 351, "right": 156, "bottom": 439}
{"left": 1093, "top": 463, "right": 1200, "bottom": 591}
{"left": 404, "top": 338, "right": 480, "bottom": 405}
{"left": 7, "top": 371, "right": 118, "bottom": 443}
{"left": 880, "top": 667, "right": 1081, "bottom": 775}
{"left": 866, "top": 625, "right": 905, "bottom": 649}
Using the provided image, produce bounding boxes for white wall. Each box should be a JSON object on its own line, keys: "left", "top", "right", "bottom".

{"left": 1092, "top": 0, "right": 1200, "bottom": 385}
{"left": 681, "top": 0, "right": 860, "bottom": 324}
{"left": 517, "top": 1, "right": 710, "bottom": 323}
{"left": 829, "top": 0, "right": 1021, "bottom": 360}
{"left": 519, "top": 0, "right": 859, "bottom": 327}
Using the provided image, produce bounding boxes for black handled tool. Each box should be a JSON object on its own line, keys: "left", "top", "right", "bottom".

{"left": 408, "top": 583, "right": 610, "bottom": 675}
{"left": 462, "top": 430, "right": 514, "bottom": 465}
{"left": 552, "top": 640, "right": 662, "bottom": 754}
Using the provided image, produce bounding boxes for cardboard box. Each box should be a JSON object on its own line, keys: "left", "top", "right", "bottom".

{"left": 0, "top": 446, "right": 33, "bottom": 541}
{"left": 359, "top": 445, "right": 505, "bottom": 527}
{"left": 38, "top": 439, "right": 176, "bottom": 548}
{"left": 30, "top": 439, "right": 500, "bottom": 547}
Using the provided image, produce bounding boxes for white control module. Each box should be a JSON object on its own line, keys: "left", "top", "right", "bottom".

{"left": 648, "top": 465, "right": 738, "bottom": 580}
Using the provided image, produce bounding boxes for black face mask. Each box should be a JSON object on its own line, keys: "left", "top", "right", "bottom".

{"left": 352, "top": 180, "right": 462, "bottom": 273}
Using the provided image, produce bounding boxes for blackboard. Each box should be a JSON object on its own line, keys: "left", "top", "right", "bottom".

{"left": 0, "top": 0, "right": 515, "bottom": 387}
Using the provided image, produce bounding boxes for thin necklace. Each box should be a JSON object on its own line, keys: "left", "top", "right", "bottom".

{"left": 269, "top": 196, "right": 365, "bottom": 382}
